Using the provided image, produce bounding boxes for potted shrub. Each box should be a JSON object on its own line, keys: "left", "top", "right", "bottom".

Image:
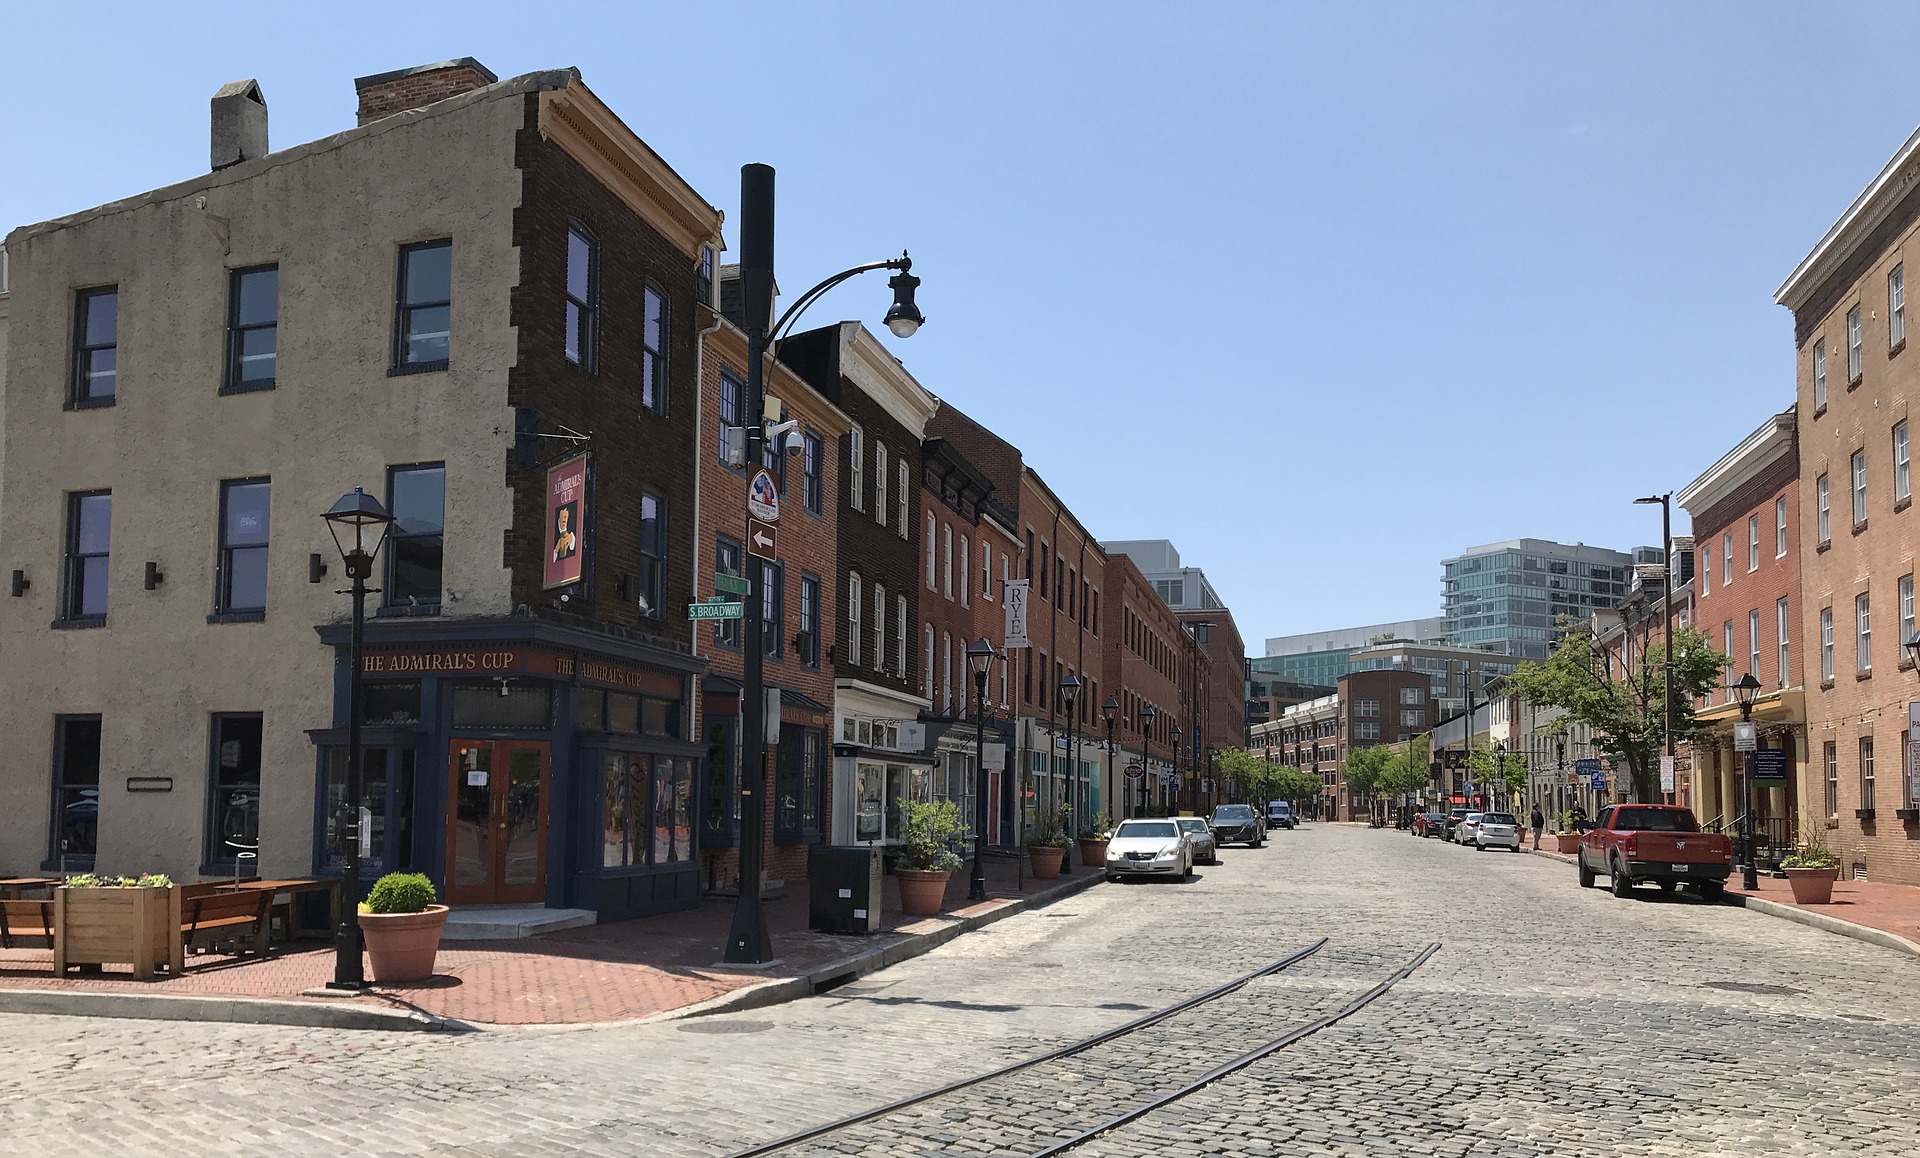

{"left": 1026, "top": 802, "right": 1071, "bottom": 880}
{"left": 358, "top": 872, "right": 450, "bottom": 982}
{"left": 895, "top": 800, "right": 964, "bottom": 916}
{"left": 1780, "top": 837, "right": 1841, "bottom": 905}
{"left": 1076, "top": 819, "right": 1112, "bottom": 867}
{"left": 1552, "top": 811, "right": 1581, "bottom": 855}
{"left": 54, "top": 873, "right": 181, "bottom": 980}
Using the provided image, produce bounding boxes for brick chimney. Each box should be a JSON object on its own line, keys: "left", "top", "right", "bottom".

{"left": 353, "top": 58, "right": 497, "bottom": 126}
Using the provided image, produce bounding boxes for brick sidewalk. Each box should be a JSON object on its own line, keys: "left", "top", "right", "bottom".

{"left": 1726, "top": 873, "right": 1920, "bottom": 952}
{"left": 0, "top": 852, "right": 1094, "bottom": 1026}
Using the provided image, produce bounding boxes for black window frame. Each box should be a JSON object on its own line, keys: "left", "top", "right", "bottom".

{"left": 205, "top": 712, "right": 265, "bottom": 870}
{"left": 718, "top": 370, "right": 743, "bottom": 465}
{"left": 641, "top": 279, "right": 668, "bottom": 414}
{"left": 799, "top": 573, "right": 821, "bottom": 668}
{"left": 715, "top": 536, "right": 743, "bottom": 649}
{"left": 802, "top": 430, "right": 824, "bottom": 515}
{"left": 565, "top": 223, "right": 599, "bottom": 371}
{"left": 392, "top": 239, "right": 452, "bottom": 375}
{"left": 49, "top": 714, "right": 102, "bottom": 870}
{"left": 213, "top": 476, "right": 272, "bottom": 621}
{"left": 222, "top": 264, "right": 279, "bottom": 394}
{"left": 638, "top": 489, "right": 665, "bottom": 619}
{"left": 60, "top": 489, "right": 112, "bottom": 627}
{"left": 762, "top": 559, "right": 785, "bottom": 660}
{"left": 69, "top": 285, "right": 119, "bottom": 409}
{"left": 384, "top": 462, "right": 446, "bottom": 611}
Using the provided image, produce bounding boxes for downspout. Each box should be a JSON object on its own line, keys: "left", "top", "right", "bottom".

{"left": 692, "top": 254, "right": 728, "bottom": 658}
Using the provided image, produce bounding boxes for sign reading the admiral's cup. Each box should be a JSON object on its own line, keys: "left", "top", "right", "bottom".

{"left": 1003, "top": 579, "right": 1030, "bottom": 649}
{"left": 544, "top": 455, "right": 588, "bottom": 590}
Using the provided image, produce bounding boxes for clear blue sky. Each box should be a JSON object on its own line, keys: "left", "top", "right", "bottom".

{"left": 7, "top": 3, "right": 1918, "bottom": 650}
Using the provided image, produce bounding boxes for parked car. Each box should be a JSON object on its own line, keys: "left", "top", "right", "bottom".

{"left": 1175, "top": 816, "right": 1219, "bottom": 864}
{"left": 1266, "top": 801, "right": 1296, "bottom": 830}
{"left": 1412, "top": 812, "right": 1447, "bottom": 838}
{"left": 1453, "top": 812, "right": 1484, "bottom": 845}
{"left": 1210, "top": 804, "right": 1265, "bottom": 847}
{"left": 1441, "top": 807, "right": 1473, "bottom": 841}
{"left": 1104, "top": 819, "right": 1195, "bottom": 881}
{"left": 1472, "top": 811, "right": 1521, "bottom": 851}
{"left": 1577, "top": 804, "right": 1732, "bottom": 900}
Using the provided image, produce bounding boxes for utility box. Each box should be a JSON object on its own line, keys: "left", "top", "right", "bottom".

{"left": 809, "top": 845, "right": 883, "bottom": 934}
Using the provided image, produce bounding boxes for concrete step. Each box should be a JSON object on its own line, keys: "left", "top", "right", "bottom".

{"left": 440, "top": 906, "right": 595, "bottom": 941}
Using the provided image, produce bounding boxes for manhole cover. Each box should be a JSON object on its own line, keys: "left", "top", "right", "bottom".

{"left": 1701, "top": 981, "right": 1806, "bottom": 997}
{"left": 676, "top": 1019, "right": 775, "bottom": 1034}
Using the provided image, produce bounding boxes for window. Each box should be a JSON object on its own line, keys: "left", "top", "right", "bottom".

{"left": 715, "top": 538, "right": 742, "bottom": 648}
{"left": 1354, "top": 722, "right": 1380, "bottom": 741}
{"left": 1820, "top": 607, "right": 1834, "bottom": 682}
{"left": 565, "top": 225, "right": 598, "bottom": 369}
{"left": 1857, "top": 592, "right": 1872, "bottom": 672}
{"left": 1902, "top": 575, "right": 1916, "bottom": 664}
{"left": 1723, "top": 621, "right": 1735, "bottom": 698}
{"left": 872, "top": 583, "right": 885, "bottom": 673}
{"left": 1892, "top": 266, "right": 1906, "bottom": 348}
{"left": 395, "top": 240, "right": 452, "bottom": 371}
{"left": 1896, "top": 421, "right": 1911, "bottom": 503}
{"left": 1777, "top": 598, "right": 1790, "bottom": 687}
{"left": 802, "top": 431, "right": 823, "bottom": 514}
{"left": 224, "top": 266, "right": 278, "bottom": 392}
{"left": 1721, "top": 533, "right": 1733, "bottom": 585}
{"left": 941, "top": 633, "right": 952, "bottom": 713}
{"left": 761, "top": 560, "right": 783, "bottom": 659}
{"left": 923, "top": 623, "right": 936, "bottom": 698}
{"left": 718, "top": 372, "right": 741, "bottom": 464}
{"left": 874, "top": 445, "right": 889, "bottom": 528}
{"left": 896, "top": 461, "right": 909, "bottom": 539}
{"left": 387, "top": 464, "right": 446, "bottom": 608}
{"left": 638, "top": 491, "right": 664, "bottom": 619}
{"left": 1814, "top": 342, "right": 1827, "bottom": 409}
{"left": 603, "top": 753, "right": 693, "bottom": 867}
{"left": 942, "top": 524, "right": 953, "bottom": 598}
{"left": 62, "top": 491, "right": 112, "bottom": 623}
{"left": 70, "top": 286, "right": 119, "bottom": 406}
{"left": 1354, "top": 699, "right": 1380, "bottom": 718}
{"left": 1749, "top": 609, "right": 1761, "bottom": 681}
{"left": 697, "top": 245, "right": 715, "bottom": 306}
{"left": 641, "top": 282, "right": 668, "bottom": 413}
{"left": 1400, "top": 709, "right": 1423, "bottom": 726}
{"left": 1848, "top": 304, "right": 1862, "bottom": 379}
{"left": 959, "top": 536, "right": 970, "bottom": 608}
{"left": 1775, "top": 497, "right": 1788, "bottom": 558}
{"left": 52, "top": 715, "right": 102, "bottom": 864}
{"left": 799, "top": 574, "right": 821, "bottom": 667}
{"left": 207, "top": 713, "right": 263, "bottom": 865}
{"left": 849, "top": 427, "right": 864, "bottom": 511}
{"left": 1747, "top": 514, "right": 1760, "bottom": 572}
{"left": 1699, "top": 545, "right": 1710, "bottom": 596}
{"left": 847, "top": 573, "right": 862, "bottom": 666}
{"left": 1400, "top": 686, "right": 1423, "bottom": 704}
{"left": 982, "top": 543, "right": 992, "bottom": 602}
{"left": 1040, "top": 542, "right": 1050, "bottom": 597}
{"left": 215, "top": 478, "right": 271, "bottom": 615}
{"left": 1853, "top": 449, "right": 1868, "bottom": 525}
{"left": 1860, "top": 736, "right": 1876, "bottom": 812}
{"left": 1817, "top": 474, "right": 1831, "bottom": 543}
{"left": 1824, "top": 741, "right": 1839, "bottom": 816}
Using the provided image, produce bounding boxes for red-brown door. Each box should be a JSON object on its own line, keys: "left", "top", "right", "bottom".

{"left": 446, "top": 740, "right": 550, "bottom": 905}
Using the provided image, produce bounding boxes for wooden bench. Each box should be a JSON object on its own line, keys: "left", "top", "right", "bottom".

{"left": 180, "top": 889, "right": 274, "bottom": 957}
{"left": 0, "top": 899, "right": 54, "bottom": 951}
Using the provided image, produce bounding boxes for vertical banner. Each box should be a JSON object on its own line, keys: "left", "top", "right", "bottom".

{"left": 1908, "top": 702, "right": 1920, "bottom": 804}
{"left": 544, "top": 454, "right": 588, "bottom": 589}
{"left": 1003, "top": 578, "right": 1030, "bottom": 649}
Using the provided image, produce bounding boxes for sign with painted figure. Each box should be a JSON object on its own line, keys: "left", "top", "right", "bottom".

{"left": 543, "top": 455, "right": 588, "bottom": 589}
{"left": 1003, "top": 579, "right": 1030, "bottom": 649}
{"left": 748, "top": 469, "right": 781, "bottom": 522}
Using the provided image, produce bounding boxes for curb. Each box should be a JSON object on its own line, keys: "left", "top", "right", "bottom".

{"left": 1725, "top": 893, "right": 1920, "bottom": 960}
{"left": 0, "top": 987, "right": 451, "bottom": 1032}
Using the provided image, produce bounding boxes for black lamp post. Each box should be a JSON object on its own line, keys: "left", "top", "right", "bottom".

{"left": 1493, "top": 740, "right": 1507, "bottom": 814}
{"left": 321, "top": 486, "right": 394, "bottom": 992}
{"left": 1170, "top": 724, "right": 1182, "bottom": 813}
{"left": 1907, "top": 631, "right": 1920, "bottom": 670}
{"left": 966, "top": 638, "right": 996, "bottom": 902}
{"left": 1634, "top": 493, "right": 1676, "bottom": 804}
{"left": 1732, "top": 671, "right": 1762, "bottom": 891}
{"left": 1139, "top": 704, "right": 1156, "bottom": 818}
{"left": 1059, "top": 674, "right": 1082, "bottom": 871}
{"left": 1101, "top": 696, "right": 1120, "bottom": 823}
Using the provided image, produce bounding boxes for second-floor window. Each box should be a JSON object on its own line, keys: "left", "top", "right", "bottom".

{"left": 641, "top": 282, "right": 668, "bottom": 413}
{"left": 225, "top": 266, "right": 278, "bottom": 392}
{"left": 395, "top": 240, "right": 452, "bottom": 371}
{"left": 716, "top": 538, "right": 742, "bottom": 648}
{"left": 1699, "top": 545, "right": 1710, "bottom": 595}
{"left": 388, "top": 464, "right": 446, "bottom": 607}
{"left": 1817, "top": 474, "right": 1831, "bottom": 543}
{"left": 1777, "top": 597, "right": 1790, "bottom": 687}
{"left": 762, "top": 561, "right": 783, "bottom": 659}
{"left": 1824, "top": 742, "right": 1838, "bottom": 816}
{"left": 802, "top": 432, "right": 823, "bottom": 514}
{"left": 1848, "top": 304, "right": 1863, "bottom": 379}
{"left": 565, "top": 225, "right": 598, "bottom": 370}
{"left": 64, "top": 491, "right": 112, "bottom": 622}
{"left": 638, "top": 491, "right": 664, "bottom": 619}
{"left": 1820, "top": 606, "right": 1834, "bottom": 682}
{"left": 1860, "top": 737, "right": 1876, "bottom": 811}
{"left": 847, "top": 572, "right": 862, "bottom": 666}
{"left": 871, "top": 583, "right": 886, "bottom": 673}
{"left": 1902, "top": 575, "right": 1917, "bottom": 664}
{"left": 1748, "top": 608, "right": 1761, "bottom": 680}
{"left": 959, "top": 536, "right": 970, "bottom": 609}
{"left": 1857, "top": 592, "right": 1872, "bottom": 672}
{"left": 215, "top": 478, "right": 271, "bottom": 615}
{"left": 72, "top": 286, "right": 119, "bottom": 406}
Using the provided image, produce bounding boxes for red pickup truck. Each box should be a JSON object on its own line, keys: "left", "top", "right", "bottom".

{"left": 1577, "top": 804, "right": 1732, "bottom": 902}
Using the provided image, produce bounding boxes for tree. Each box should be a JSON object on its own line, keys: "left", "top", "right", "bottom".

{"left": 1503, "top": 623, "right": 1729, "bottom": 803}
{"left": 1274, "top": 764, "right": 1320, "bottom": 806}
{"left": 1342, "top": 745, "right": 1392, "bottom": 802}
{"left": 1466, "top": 745, "right": 1528, "bottom": 809}
{"left": 1214, "top": 748, "right": 1266, "bottom": 802}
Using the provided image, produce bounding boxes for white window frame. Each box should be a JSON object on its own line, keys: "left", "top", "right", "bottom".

{"left": 1853, "top": 449, "right": 1868, "bottom": 526}
{"left": 1857, "top": 592, "right": 1872, "bottom": 673}
{"left": 1814, "top": 341, "right": 1827, "bottom": 409}
{"left": 895, "top": 594, "right": 907, "bottom": 680}
{"left": 941, "top": 524, "right": 953, "bottom": 599}
{"left": 1722, "top": 533, "right": 1733, "bottom": 585}
{"left": 847, "top": 572, "right": 863, "bottom": 666}
{"left": 1723, "top": 621, "right": 1735, "bottom": 699}
{"left": 925, "top": 513, "right": 937, "bottom": 589}
{"left": 1749, "top": 608, "right": 1761, "bottom": 681}
{"left": 941, "top": 632, "right": 952, "bottom": 714}
{"left": 849, "top": 427, "right": 865, "bottom": 512}
{"left": 1747, "top": 514, "right": 1759, "bottom": 572}
{"left": 1848, "top": 305, "right": 1863, "bottom": 379}
{"left": 1893, "top": 265, "right": 1906, "bottom": 348}
{"left": 1817, "top": 474, "right": 1831, "bottom": 543}
{"left": 896, "top": 461, "right": 909, "bottom": 539}
{"left": 1699, "top": 545, "right": 1710, "bottom": 596}
{"left": 873, "top": 583, "right": 886, "bottom": 673}
{"left": 924, "top": 623, "right": 936, "bottom": 698}
{"left": 1777, "top": 597, "right": 1790, "bottom": 688}
{"left": 1820, "top": 606, "right": 1834, "bottom": 682}
{"left": 1775, "top": 496, "right": 1788, "bottom": 558}
{"left": 1902, "top": 575, "right": 1916, "bottom": 663}
{"left": 981, "top": 542, "right": 992, "bottom": 603}
{"left": 874, "top": 444, "right": 889, "bottom": 528}
{"left": 1896, "top": 420, "right": 1911, "bottom": 503}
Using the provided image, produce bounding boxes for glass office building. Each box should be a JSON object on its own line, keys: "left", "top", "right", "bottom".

{"left": 1442, "top": 539, "right": 1635, "bottom": 660}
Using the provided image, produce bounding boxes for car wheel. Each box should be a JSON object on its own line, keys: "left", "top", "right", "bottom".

{"left": 1182, "top": 857, "right": 1193, "bottom": 881}
{"left": 1577, "top": 853, "right": 1595, "bottom": 889}
{"left": 1610, "top": 859, "right": 1634, "bottom": 898}
{"left": 1475, "top": 841, "right": 1486, "bottom": 851}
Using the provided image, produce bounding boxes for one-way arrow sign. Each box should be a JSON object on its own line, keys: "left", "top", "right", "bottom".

{"left": 747, "top": 517, "right": 778, "bottom": 561}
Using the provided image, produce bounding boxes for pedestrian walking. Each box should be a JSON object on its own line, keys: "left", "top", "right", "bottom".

{"left": 1529, "top": 804, "right": 1545, "bottom": 850}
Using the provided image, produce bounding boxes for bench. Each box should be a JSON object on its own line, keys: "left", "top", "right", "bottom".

{"left": 0, "top": 899, "right": 54, "bottom": 950}
{"left": 180, "top": 889, "right": 274, "bottom": 957}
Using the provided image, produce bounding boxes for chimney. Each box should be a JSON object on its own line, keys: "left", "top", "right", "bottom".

{"left": 210, "top": 80, "right": 268, "bottom": 170}
{"left": 353, "top": 58, "right": 497, "bottom": 127}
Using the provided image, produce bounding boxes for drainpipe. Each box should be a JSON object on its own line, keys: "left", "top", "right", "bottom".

{"left": 691, "top": 238, "right": 728, "bottom": 659}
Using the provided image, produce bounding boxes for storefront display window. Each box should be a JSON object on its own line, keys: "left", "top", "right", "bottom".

{"left": 362, "top": 682, "right": 421, "bottom": 725}
{"left": 651, "top": 756, "right": 692, "bottom": 864}
{"left": 702, "top": 717, "right": 737, "bottom": 847}
{"left": 604, "top": 751, "right": 692, "bottom": 869}
{"left": 774, "top": 728, "right": 826, "bottom": 844}
{"left": 207, "top": 713, "right": 263, "bottom": 865}
{"left": 321, "top": 746, "right": 415, "bottom": 873}
{"left": 450, "top": 684, "right": 550, "bottom": 729}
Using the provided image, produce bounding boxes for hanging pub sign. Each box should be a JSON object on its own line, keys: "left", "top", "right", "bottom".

{"left": 544, "top": 454, "right": 588, "bottom": 590}
{"left": 1003, "top": 578, "right": 1030, "bottom": 649}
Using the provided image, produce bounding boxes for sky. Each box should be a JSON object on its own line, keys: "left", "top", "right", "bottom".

{"left": 5, "top": 3, "right": 1918, "bottom": 650}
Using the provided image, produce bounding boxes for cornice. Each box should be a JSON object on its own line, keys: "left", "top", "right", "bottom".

{"left": 1675, "top": 407, "right": 1796, "bottom": 516}
{"left": 840, "top": 322, "right": 939, "bottom": 435}
{"left": 1778, "top": 124, "right": 1920, "bottom": 311}
{"left": 537, "top": 81, "right": 722, "bottom": 260}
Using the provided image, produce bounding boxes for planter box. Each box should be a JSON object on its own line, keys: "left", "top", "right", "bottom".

{"left": 54, "top": 886, "right": 183, "bottom": 980}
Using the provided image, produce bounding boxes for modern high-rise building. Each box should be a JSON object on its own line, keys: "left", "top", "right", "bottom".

{"left": 1442, "top": 539, "right": 1636, "bottom": 660}
{"left": 1252, "top": 616, "right": 1447, "bottom": 690}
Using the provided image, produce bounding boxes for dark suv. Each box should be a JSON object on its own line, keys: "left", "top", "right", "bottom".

{"left": 1210, "top": 803, "right": 1266, "bottom": 848}
{"left": 1441, "top": 807, "right": 1473, "bottom": 841}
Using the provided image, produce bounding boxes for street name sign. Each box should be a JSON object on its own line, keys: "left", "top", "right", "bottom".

{"left": 1574, "top": 759, "right": 1601, "bottom": 776}
{"left": 747, "top": 518, "right": 778, "bottom": 561}
{"left": 714, "top": 571, "right": 750, "bottom": 595}
{"left": 688, "top": 601, "right": 744, "bottom": 620}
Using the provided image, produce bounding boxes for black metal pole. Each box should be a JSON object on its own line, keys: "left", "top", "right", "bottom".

{"left": 726, "top": 163, "right": 776, "bottom": 964}
{"left": 1105, "top": 717, "right": 1116, "bottom": 826}
{"left": 329, "top": 548, "right": 369, "bottom": 990}
{"left": 1060, "top": 705, "right": 1075, "bottom": 874}
{"left": 1738, "top": 699, "right": 1759, "bottom": 891}
{"left": 969, "top": 669, "right": 989, "bottom": 901}
{"left": 1661, "top": 495, "right": 1675, "bottom": 806}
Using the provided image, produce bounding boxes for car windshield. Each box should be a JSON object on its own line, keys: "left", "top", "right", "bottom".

{"left": 1176, "top": 818, "right": 1208, "bottom": 833}
{"left": 1116, "top": 821, "right": 1179, "bottom": 838}
{"left": 1612, "top": 808, "right": 1700, "bottom": 832}
{"left": 1214, "top": 806, "right": 1255, "bottom": 820}
{"left": 1483, "top": 813, "right": 1517, "bottom": 825}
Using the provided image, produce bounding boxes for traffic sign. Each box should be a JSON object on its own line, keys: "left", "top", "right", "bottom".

{"left": 1588, "top": 772, "right": 1607, "bottom": 791}
{"left": 687, "top": 601, "right": 744, "bottom": 620}
{"left": 1751, "top": 749, "right": 1788, "bottom": 783}
{"left": 1733, "top": 722, "right": 1757, "bottom": 752}
{"left": 748, "top": 470, "right": 780, "bottom": 522}
{"left": 747, "top": 518, "right": 778, "bottom": 561}
{"left": 1660, "top": 755, "right": 1675, "bottom": 793}
{"left": 1574, "top": 759, "right": 1602, "bottom": 777}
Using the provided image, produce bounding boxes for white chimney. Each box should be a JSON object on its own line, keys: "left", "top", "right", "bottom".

{"left": 211, "top": 79, "right": 268, "bottom": 170}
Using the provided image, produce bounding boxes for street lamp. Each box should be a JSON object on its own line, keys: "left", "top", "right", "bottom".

{"left": 1058, "top": 674, "right": 1083, "bottom": 871}
{"left": 1170, "top": 724, "right": 1183, "bottom": 814}
{"left": 321, "top": 486, "right": 394, "bottom": 992}
{"left": 965, "top": 638, "right": 996, "bottom": 902}
{"left": 1731, "top": 671, "right": 1762, "bottom": 891}
{"left": 1492, "top": 740, "right": 1507, "bottom": 814}
{"left": 1102, "top": 696, "right": 1120, "bottom": 822}
{"left": 1906, "top": 631, "right": 1920, "bottom": 670}
{"left": 1634, "top": 493, "right": 1676, "bottom": 804}
{"left": 1139, "top": 704, "right": 1156, "bottom": 819}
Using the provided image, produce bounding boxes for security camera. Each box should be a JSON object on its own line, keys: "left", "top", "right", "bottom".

{"left": 765, "top": 418, "right": 800, "bottom": 440}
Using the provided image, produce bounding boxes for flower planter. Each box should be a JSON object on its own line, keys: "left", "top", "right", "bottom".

{"left": 1077, "top": 838, "right": 1110, "bottom": 867}
{"left": 359, "top": 904, "right": 450, "bottom": 982}
{"left": 53, "top": 885, "right": 183, "bottom": 980}
{"left": 1027, "top": 845, "right": 1065, "bottom": 880}
{"left": 1783, "top": 866, "right": 1838, "bottom": 905}
{"left": 895, "top": 869, "right": 952, "bottom": 916}
{"left": 1553, "top": 832, "right": 1581, "bottom": 855}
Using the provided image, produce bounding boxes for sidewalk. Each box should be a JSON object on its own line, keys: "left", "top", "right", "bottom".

{"left": 0, "top": 853, "right": 1102, "bottom": 1029}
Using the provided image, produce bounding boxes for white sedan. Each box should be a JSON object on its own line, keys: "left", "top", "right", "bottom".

{"left": 1454, "top": 812, "right": 1484, "bottom": 845}
{"left": 1104, "top": 819, "right": 1194, "bottom": 881}
{"left": 1472, "top": 811, "right": 1522, "bottom": 851}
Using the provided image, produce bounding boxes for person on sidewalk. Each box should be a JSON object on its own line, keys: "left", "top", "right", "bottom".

{"left": 1529, "top": 804, "right": 1545, "bottom": 850}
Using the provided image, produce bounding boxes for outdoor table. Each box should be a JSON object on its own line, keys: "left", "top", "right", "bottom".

{"left": 225, "top": 878, "right": 339, "bottom": 941}
{"left": 0, "top": 877, "right": 60, "bottom": 900}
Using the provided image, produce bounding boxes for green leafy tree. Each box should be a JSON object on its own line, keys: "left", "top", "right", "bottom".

{"left": 1342, "top": 745, "right": 1392, "bottom": 802}
{"left": 1503, "top": 623, "right": 1729, "bottom": 803}
{"left": 1275, "top": 764, "right": 1320, "bottom": 806}
{"left": 1465, "top": 745, "right": 1529, "bottom": 809}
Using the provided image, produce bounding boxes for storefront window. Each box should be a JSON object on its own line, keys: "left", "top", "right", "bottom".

{"left": 652, "top": 756, "right": 692, "bottom": 864}
{"left": 603, "top": 752, "right": 648, "bottom": 868}
{"left": 603, "top": 752, "right": 692, "bottom": 869}
{"left": 451, "top": 684, "right": 550, "bottom": 729}
{"left": 702, "top": 718, "right": 737, "bottom": 846}
{"left": 207, "top": 713, "right": 263, "bottom": 864}
{"left": 362, "top": 682, "right": 421, "bottom": 725}
{"left": 52, "top": 715, "right": 102, "bottom": 864}
{"left": 856, "top": 761, "right": 886, "bottom": 841}
{"left": 642, "top": 697, "right": 678, "bottom": 737}
{"left": 323, "top": 746, "right": 391, "bottom": 872}
{"left": 578, "top": 689, "right": 606, "bottom": 730}
{"left": 775, "top": 728, "right": 826, "bottom": 845}
{"left": 607, "top": 693, "right": 640, "bottom": 734}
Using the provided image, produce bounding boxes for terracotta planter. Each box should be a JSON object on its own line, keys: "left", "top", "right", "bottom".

{"left": 1553, "top": 832, "right": 1581, "bottom": 854}
{"left": 54, "top": 885, "right": 184, "bottom": 980}
{"left": 1027, "top": 845, "right": 1065, "bottom": 879}
{"left": 360, "top": 904, "right": 450, "bottom": 982}
{"left": 895, "top": 868, "right": 952, "bottom": 916}
{"left": 1783, "top": 866, "right": 1838, "bottom": 905}
{"left": 1077, "top": 838, "right": 1110, "bottom": 867}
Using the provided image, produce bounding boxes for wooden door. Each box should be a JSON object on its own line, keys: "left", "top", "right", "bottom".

{"left": 446, "top": 741, "right": 550, "bottom": 905}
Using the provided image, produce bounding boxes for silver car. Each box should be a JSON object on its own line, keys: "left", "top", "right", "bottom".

{"left": 1455, "top": 812, "right": 1484, "bottom": 845}
{"left": 1104, "top": 819, "right": 1194, "bottom": 881}
{"left": 1174, "top": 817, "right": 1218, "bottom": 865}
{"left": 1473, "top": 811, "right": 1522, "bottom": 852}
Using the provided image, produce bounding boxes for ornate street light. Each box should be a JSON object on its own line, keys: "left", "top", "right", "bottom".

{"left": 1170, "top": 724, "right": 1183, "bottom": 813}
{"left": 965, "top": 638, "right": 996, "bottom": 902}
{"left": 1101, "top": 696, "right": 1120, "bottom": 822}
{"left": 1138, "top": 704, "right": 1156, "bottom": 819}
{"left": 1058, "top": 674, "right": 1082, "bottom": 873}
{"left": 1731, "top": 671, "right": 1763, "bottom": 891}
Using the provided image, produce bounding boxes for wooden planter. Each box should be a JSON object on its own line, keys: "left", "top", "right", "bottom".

{"left": 1553, "top": 832, "right": 1581, "bottom": 854}
{"left": 895, "top": 869, "right": 951, "bottom": 916}
{"left": 1027, "top": 845, "right": 1065, "bottom": 880}
{"left": 1076, "top": 838, "right": 1110, "bottom": 867}
{"left": 1783, "top": 866, "right": 1838, "bottom": 905}
{"left": 54, "top": 886, "right": 183, "bottom": 980}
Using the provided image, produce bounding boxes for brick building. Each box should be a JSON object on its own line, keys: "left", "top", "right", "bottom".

{"left": 1178, "top": 608, "right": 1245, "bottom": 764}
{"left": 1333, "top": 668, "right": 1432, "bottom": 821}
{"left": 1260, "top": 693, "right": 1340, "bottom": 819}
{"left": 1103, "top": 548, "right": 1192, "bottom": 818}
{"left": 1017, "top": 470, "right": 1110, "bottom": 829}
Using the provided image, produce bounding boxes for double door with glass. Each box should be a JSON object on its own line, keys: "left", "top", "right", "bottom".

{"left": 447, "top": 741, "right": 549, "bottom": 905}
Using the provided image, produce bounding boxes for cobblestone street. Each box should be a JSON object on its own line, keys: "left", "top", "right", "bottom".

{"left": 3, "top": 825, "right": 1917, "bottom": 1157}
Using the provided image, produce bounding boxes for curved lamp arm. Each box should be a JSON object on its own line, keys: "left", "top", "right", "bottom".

{"left": 769, "top": 253, "right": 920, "bottom": 351}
